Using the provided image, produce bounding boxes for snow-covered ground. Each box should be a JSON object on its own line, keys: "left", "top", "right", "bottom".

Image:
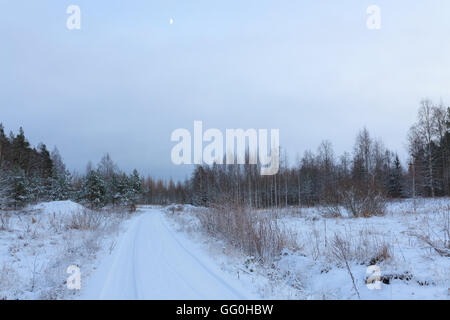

{"left": 80, "top": 208, "right": 254, "bottom": 299}
{"left": 1, "top": 199, "right": 448, "bottom": 300}
{"left": 165, "top": 199, "right": 450, "bottom": 300}
{"left": 0, "top": 201, "right": 131, "bottom": 299}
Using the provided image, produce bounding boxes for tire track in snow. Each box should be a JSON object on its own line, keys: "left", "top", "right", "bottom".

{"left": 159, "top": 214, "right": 247, "bottom": 300}
{"left": 81, "top": 208, "right": 250, "bottom": 299}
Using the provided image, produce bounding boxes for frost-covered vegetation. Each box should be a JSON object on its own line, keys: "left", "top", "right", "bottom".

{"left": 166, "top": 198, "right": 450, "bottom": 300}
{"left": 0, "top": 126, "right": 143, "bottom": 210}
{"left": 2, "top": 99, "right": 450, "bottom": 212}
{"left": 0, "top": 201, "right": 131, "bottom": 299}
{"left": 1, "top": 99, "right": 449, "bottom": 300}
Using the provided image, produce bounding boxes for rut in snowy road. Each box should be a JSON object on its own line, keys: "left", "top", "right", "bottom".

{"left": 80, "top": 208, "right": 253, "bottom": 300}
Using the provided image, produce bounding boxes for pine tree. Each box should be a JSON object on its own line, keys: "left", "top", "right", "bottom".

{"left": 0, "top": 169, "right": 12, "bottom": 209}
{"left": 38, "top": 143, "right": 53, "bottom": 178}
{"left": 0, "top": 123, "right": 6, "bottom": 167}
{"left": 127, "top": 169, "right": 142, "bottom": 206}
{"left": 11, "top": 127, "right": 31, "bottom": 171}
{"left": 81, "top": 169, "right": 106, "bottom": 208}
{"left": 110, "top": 173, "right": 120, "bottom": 206}
{"left": 28, "top": 174, "right": 46, "bottom": 203}
{"left": 113, "top": 173, "right": 130, "bottom": 206}
{"left": 50, "top": 171, "right": 72, "bottom": 200}
{"left": 49, "top": 147, "right": 71, "bottom": 200}
{"left": 10, "top": 166, "right": 31, "bottom": 208}
{"left": 388, "top": 155, "right": 403, "bottom": 198}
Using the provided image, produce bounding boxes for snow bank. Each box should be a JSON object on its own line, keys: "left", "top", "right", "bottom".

{"left": 29, "top": 200, "right": 86, "bottom": 217}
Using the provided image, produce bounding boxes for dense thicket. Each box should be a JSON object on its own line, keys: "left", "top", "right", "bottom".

{"left": 1, "top": 99, "right": 448, "bottom": 211}
{"left": 0, "top": 125, "right": 65, "bottom": 208}
{"left": 0, "top": 127, "right": 142, "bottom": 209}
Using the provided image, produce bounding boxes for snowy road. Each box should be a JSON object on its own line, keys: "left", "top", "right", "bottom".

{"left": 80, "top": 208, "right": 252, "bottom": 300}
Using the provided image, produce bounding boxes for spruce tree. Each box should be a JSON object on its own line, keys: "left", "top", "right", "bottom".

{"left": 49, "top": 147, "right": 71, "bottom": 200}
{"left": 388, "top": 155, "right": 403, "bottom": 198}
{"left": 11, "top": 166, "right": 31, "bottom": 208}
{"left": 128, "top": 169, "right": 142, "bottom": 206}
{"left": 0, "top": 169, "right": 12, "bottom": 209}
{"left": 113, "top": 173, "right": 130, "bottom": 206}
{"left": 81, "top": 169, "right": 106, "bottom": 208}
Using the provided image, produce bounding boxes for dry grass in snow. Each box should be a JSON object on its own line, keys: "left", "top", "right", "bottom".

{"left": 0, "top": 201, "right": 131, "bottom": 299}
{"left": 165, "top": 198, "right": 450, "bottom": 300}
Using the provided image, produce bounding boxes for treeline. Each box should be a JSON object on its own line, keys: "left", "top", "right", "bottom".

{"left": 408, "top": 99, "right": 450, "bottom": 197}
{"left": 142, "top": 99, "right": 449, "bottom": 209}
{"left": 189, "top": 99, "right": 450, "bottom": 210}
{"left": 0, "top": 126, "right": 143, "bottom": 209}
{"left": 0, "top": 125, "right": 64, "bottom": 208}
{"left": 189, "top": 130, "right": 404, "bottom": 209}
{"left": 1, "top": 99, "right": 449, "bottom": 211}
{"left": 0, "top": 125, "right": 190, "bottom": 209}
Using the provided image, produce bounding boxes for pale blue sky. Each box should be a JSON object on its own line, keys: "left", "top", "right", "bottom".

{"left": 1, "top": 1, "right": 450, "bottom": 179}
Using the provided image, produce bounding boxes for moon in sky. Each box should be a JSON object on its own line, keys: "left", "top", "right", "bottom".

{"left": 169, "top": 18, "right": 174, "bottom": 25}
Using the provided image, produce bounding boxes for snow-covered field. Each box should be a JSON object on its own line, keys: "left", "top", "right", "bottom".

{"left": 166, "top": 199, "right": 450, "bottom": 300}
{"left": 1, "top": 199, "right": 448, "bottom": 300}
{"left": 0, "top": 201, "right": 131, "bottom": 299}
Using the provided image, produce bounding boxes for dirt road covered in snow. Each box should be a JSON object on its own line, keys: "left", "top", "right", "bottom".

{"left": 80, "top": 208, "right": 253, "bottom": 299}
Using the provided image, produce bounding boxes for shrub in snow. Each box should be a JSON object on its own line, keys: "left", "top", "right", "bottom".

{"left": 409, "top": 208, "right": 450, "bottom": 257}
{"left": 196, "top": 205, "right": 298, "bottom": 263}
{"left": 69, "top": 209, "right": 104, "bottom": 231}
{"left": 339, "top": 186, "right": 386, "bottom": 217}
{"left": 318, "top": 204, "right": 343, "bottom": 218}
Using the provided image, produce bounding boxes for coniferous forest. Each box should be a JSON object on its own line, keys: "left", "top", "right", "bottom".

{"left": 1, "top": 99, "right": 449, "bottom": 211}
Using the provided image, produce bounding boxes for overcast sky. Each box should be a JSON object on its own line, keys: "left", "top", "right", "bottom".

{"left": 1, "top": 1, "right": 450, "bottom": 180}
